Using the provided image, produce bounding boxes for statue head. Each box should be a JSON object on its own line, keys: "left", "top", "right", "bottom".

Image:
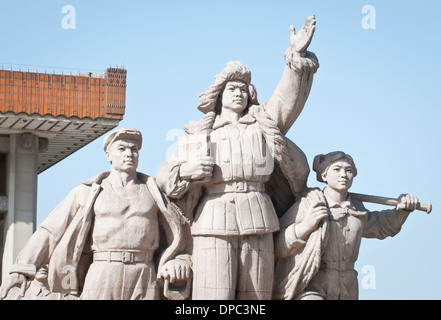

{"left": 313, "top": 151, "right": 357, "bottom": 192}
{"left": 197, "top": 61, "right": 259, "bottom": 114}
{"left": 103, "top": 128, "right": 142, "bottom": 172}
{"left": 103, "top": 128, "right": 142, "bottom": 152}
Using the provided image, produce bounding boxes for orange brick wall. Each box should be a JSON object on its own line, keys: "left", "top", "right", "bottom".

{"left": 0, "top": 68, "right": 126, "bottom": 120}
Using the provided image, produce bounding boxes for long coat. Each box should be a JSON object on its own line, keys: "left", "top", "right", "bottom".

{"left": 9, "top": 172, "right": 190, "bottom": 297}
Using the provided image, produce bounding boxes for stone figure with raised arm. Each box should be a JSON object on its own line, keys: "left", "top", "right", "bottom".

{"left": 273, "top": 151, "right": 421, "bottom": 300}
{"left": 0, "top": 128, "right": 191, "bottom": 300}
{"left": 156, "top": 16, "right": 319, "bottom": 299}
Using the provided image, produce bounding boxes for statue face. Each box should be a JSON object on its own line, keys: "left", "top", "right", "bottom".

{"left": 322, "top": 159, "right": 354, "bottom": 193}
{"left": 221, "top": 80, "right": 248, "bottom": 114}
{"left": 106, "top": 138, "right": 139, "bottom": 173}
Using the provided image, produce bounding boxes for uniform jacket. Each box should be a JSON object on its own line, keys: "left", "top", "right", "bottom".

{"left": 157, "top": 105, "right": 311, "bottom": 236}
{"left": 273, "top": 189, "right": 411, "bottom": 300}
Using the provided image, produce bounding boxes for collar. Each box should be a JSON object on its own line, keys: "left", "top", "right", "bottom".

{"left": 81, "top": 171, "right": 149, "bottom": 186}
{"left": 323, "top": 188, "right": 368, "bottom": 219}
{"left": 212, "top": 113, "right": 256, "bottom": 130}
{"left": 323, "top": 187, "right": 355, "bottom": 210}
{"left": 30, "top": 282, "right": 52, "bottom": 297}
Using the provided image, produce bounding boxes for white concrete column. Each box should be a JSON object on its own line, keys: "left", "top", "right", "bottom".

{"left": 2, "top": 133, "right": 38, "bottom": 280}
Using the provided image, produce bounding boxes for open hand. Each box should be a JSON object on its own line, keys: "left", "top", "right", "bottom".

{"left": 290, "top": 15, "right": 316, "bottom": 55}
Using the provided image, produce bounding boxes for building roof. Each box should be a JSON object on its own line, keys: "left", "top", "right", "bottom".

{"left": 0, "top": 67, "right": 127, "bottom": 173}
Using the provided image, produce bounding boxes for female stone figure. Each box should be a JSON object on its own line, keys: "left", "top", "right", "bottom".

{"left": 157, "top": 16, "right": 319, "bottom": 299}
{"left": 273, "top": 151, "right": 419, "bottom": 300}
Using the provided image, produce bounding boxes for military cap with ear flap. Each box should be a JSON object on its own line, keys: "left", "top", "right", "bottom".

{"left": 313, "top": 151, "right": 357, "bottom": 183}
{"left": 197, "top": 61, "right": 259, "bottom": 114}
{"left": 103, "top": 128, "right": 143, "bottom": 152}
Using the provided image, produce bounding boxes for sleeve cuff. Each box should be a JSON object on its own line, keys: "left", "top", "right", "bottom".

{"left": 286, "top": 224, "right": 307, "bottom": 254}
{"left": 284, "top": 48, "right": 319, "bottom": 74}
{"left": 175, "top": 253, "right": 192, "bottom": 267}
{"left": 276, "top": 224, "right": 307, "bottom": 258}
{"left": 165, "top": 162, "right": 191, "bottom": 198}
{"left": 9, "top": 264, "right": 36, "bottom": 279}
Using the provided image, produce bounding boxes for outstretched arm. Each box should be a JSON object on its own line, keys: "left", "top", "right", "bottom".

{"left": 265, "top": 16, "right": 319, "bottom": 135}
{"left": 362, "top": 194, "right": 418, "bottom": 239}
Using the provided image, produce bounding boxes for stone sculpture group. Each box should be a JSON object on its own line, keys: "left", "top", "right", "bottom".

{"left": 0, "top": 16, "right": 430, "bottom": 300}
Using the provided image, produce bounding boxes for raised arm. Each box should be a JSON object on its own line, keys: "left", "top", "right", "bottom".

{"left": 264, "top": 16, "right": 319, "bottom": 135}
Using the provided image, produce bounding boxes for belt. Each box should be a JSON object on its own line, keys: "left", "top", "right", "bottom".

{"left": 321, "top": 261, "right": 355, "bottom": 272}
{"left": 205, "top": 181, "right": 265, "bottom": 195}
{"left": 93, "top": 250, "right": 153, "bottom": 264}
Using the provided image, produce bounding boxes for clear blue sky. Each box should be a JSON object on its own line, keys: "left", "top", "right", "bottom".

{"left": 1, "top": 0, "right": 440, "bottom": 300}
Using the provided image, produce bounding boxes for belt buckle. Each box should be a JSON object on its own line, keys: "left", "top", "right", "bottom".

{"left": 235, "top": 181, "right": 247, "bottom": 192}
{"left": 122, "top": 252, "right": 134, "bottom": 264}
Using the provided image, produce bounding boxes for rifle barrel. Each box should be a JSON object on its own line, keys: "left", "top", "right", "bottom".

{"left": 350, "top": 192, "right": 432, "bottom": 214}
